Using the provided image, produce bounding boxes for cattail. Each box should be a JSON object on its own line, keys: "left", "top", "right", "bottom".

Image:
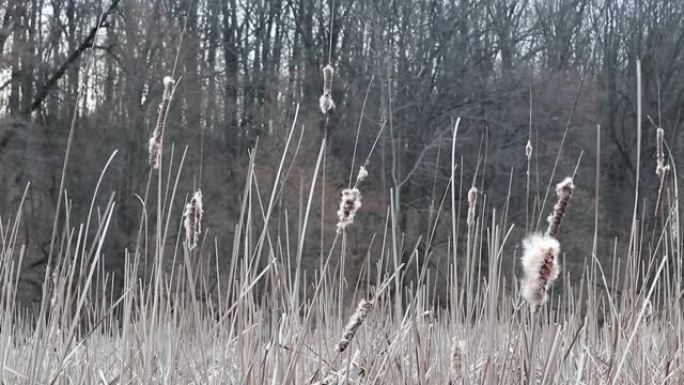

{"left": 335, "top": 299, "right": 373, "bottom": 353}
{"left": 448, "top": 339, "right": 465, "bottom": 383}
{"left": 148, "top": 76, "right": 175, "bottom": 169}
{"left": 525, "top": 139, "right": 533, "bottom": 161}
{"left": 313, "top": 371, "right": 340, "bottom": 385}
{"left": 319, "top": 64, "right": 336, "bottom": 114}
{"left": 467, "top": 186, "right": 478, "bottom": 227}
{"left": 336, "top": 188, "right": 362, "bottom": 233}
{"left": 545, "top": 177, "right": 574, "bottom": 238}
{"left": 656, "top": 128, "right": 670, "bottom": 178}
{"left": 356, "top": 166, "right": 368, "bottom": 185}
{"left": 520, "top": 234, "right": 560, "bottom": 312}
{"left": 184, "top": 190, "right": 203, "bottom": 250}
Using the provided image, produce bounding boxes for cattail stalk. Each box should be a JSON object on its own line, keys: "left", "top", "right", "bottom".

{"left": 545, "top": 177, "right": 574, "bottom": 238}
{"left": 184, "top": 190, "right": 203, "bottom": 250}
{"left": 148, "top": 76, "right": 175, "bottom": 169}
{"left": 335, "top": 299, "right": 373, "bottom": 352}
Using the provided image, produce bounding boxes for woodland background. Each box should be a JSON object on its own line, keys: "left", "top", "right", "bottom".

{"left": 0, "top": 0, "right": 678, "bottom": 304}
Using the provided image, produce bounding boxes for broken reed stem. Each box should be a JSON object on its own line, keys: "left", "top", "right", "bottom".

{"left": 545, "top": 177, "right": 574, "bottom": 238}
{"left": 184, "top": 190, "right": 203, "bottom": 250}
{"left": 148, "top": 76, "right": 175, "bottom": 169}
{"left": 335, "top": 299, "right": 373, "bottom": 353}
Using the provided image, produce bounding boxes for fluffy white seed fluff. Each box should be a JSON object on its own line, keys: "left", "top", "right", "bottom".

{"left": 356, "top": 166, "right": 368, "bottom": 185}
{"left": 656, "top": 128, "right": 670, "bottom": 178}
{"left": 319, "top": 94, "right": 336, "bottom": 114}
{"left": 336, "top": 188, "right": 361, "bottom": 233}
{"left": 520, "top": 233, "right": 560, "bottom": 311}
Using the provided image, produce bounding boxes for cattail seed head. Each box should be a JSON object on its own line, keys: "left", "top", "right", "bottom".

{"left": 356, "top": 166, "right": 368, "bottom": 185}
{"left": 449, "top": 339, "right": 465, "bottom": 383}
{"left": 525, "top": 139, "right": 533, "bottom": 161}
{"left": 467, "top": 186, "right": 478, "bottom": 227}
{"left": 520, "top": 234, "right": 560, "bottom": 312}
{"left": 323, "top": 64, "right": 334, "bottom": 96}
{"left": 319, "top": 64, "right": 336, "bottom": 114}
{"left": 184, "top": 190, "right": 203, "bottom": 250}
{"left": 148, "top": 76, "right": 176, "bottom": 169}
{"left": 335, "top": 299, "right": 373, "bottom": 353}
{"left": 336, "top": 188, "right": 361, "bottom": 233}
{"left": 545, "top": 177, "right": 574, "bottom": 238}
{"left": 656, "top": 128, "right": 670, "bottom": 178}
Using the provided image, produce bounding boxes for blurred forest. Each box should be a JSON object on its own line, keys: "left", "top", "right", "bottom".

{"left": 0, "top": 0, "right": 680, "bottom": 303}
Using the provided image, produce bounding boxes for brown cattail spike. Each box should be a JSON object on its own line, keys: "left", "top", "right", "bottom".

{"left": 467, "top": 186, "right": 478, "bottom": 227}
{"left": 319, "top": 64, "right": 336, "bottom": 114}
{"left": 184, "top": 190, "right": 203, "bottom": 250}
{"left": 148, "top": 76, "right": 176, "bottom": 169}
{"left": 335, "top": 299, "right": 373, "bottom": 352}
{"left": 545, "top": 177, "right": 574, "bottom": 238}
{"left": 520, "top": 234, "right": 560, "bottom": 312}
{"left": 449, "top": 339, "right": 465, "bottom": 383}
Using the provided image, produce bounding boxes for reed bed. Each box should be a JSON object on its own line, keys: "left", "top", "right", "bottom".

{"left": 0, "top": 69, "right": 681, "bottom": 385}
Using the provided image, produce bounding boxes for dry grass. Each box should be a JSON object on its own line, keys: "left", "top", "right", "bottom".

{"left": 0, "top": 68, "right": 682, "bottom": 384}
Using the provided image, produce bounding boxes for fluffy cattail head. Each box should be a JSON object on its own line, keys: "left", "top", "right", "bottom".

{"left": 320, "top": 64, "right": 336, "bottom": 114}
{"left": 336, "top": 188, "right": 361, "bottom": 233}
{"left": 467, "top": 186, "right": 478, "bottom": 227}
{"left": 148, "top": 76, "right": 176, "bottom": 169}
{"left": 449, "top": 339, "right": 465, "bottom": 383}
{"left": 656, "top": 128, "right": 670, "bottom": 178}
{"left": 184, "top": 190, "right": 203, "bottom": 250}
{"left": 335, "top": 299, "right": 373, "bottom": 352}
{"left": 545, "top": 177, "right": 574, "bottom": 238}
{"left": 520, "top": 234, "right": 560, "bottom": 312}
{"left": 356, "top": 166, "right": 368, "bottom": 185}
